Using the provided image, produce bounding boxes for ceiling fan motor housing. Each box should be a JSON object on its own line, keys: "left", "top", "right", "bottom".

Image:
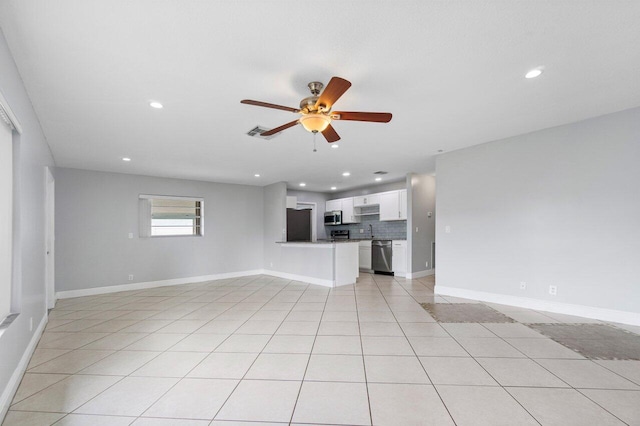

{"left": 300, "top": 96, "right": 320, "bottom": 113}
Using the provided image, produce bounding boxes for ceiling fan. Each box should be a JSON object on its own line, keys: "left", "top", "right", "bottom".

{"left": 241, "top": 77, "right": 392, "bottom": 143}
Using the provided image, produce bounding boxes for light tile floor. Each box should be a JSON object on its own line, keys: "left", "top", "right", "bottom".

{"left": 4, "top": 273, "right": 640, "bottom": 425}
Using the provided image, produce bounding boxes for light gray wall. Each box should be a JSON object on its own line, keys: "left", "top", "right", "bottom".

{"left": 55, "top": 168, "right": 264, "bottom": 291}
{"left": 436, "top": 107, "right": 640, "bottom": 314}
{"left": 332, "top": 179, "right": 406, "bottom": 199}
{"left": 263, "top": 182, "right": 287, "bottom": 270}
{"left": 0, "top": 29, "right": 55, "bottom": 418}
{"left": 407, "top": 173, "right": 436, "bottom": 273}
{"left": 287, "top": 189, "right": 330, "bottom": 240}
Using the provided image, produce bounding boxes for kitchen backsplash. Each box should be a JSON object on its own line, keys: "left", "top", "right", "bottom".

{"left": 327, "top": 206, "right": 407, "bottom": 240}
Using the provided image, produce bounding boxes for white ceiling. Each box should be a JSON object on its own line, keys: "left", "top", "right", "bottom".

{"left": 1, "top": 1, "right": 639, "bottom": 192}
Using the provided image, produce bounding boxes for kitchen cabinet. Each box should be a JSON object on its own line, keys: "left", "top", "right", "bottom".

{"left": 379, "top": 190, "right": 407, "bottom": 221}
{"left": 358, "top": 240, "right": 372, "bottom": 270}
{"left": 392, "top": 240, "right": 407, "bottom": 276}
{"left": 286, "top": 196, "right": 297, "bottom": 209}
{"left": 399, "top": 189, "right": 407, "bottom": 220}
{"left": 326, "top": 199, "right": 341, "bottom": 212}
{"left": 325, "top": 198, "right": 359, "bottom": 224}
{"left": 341, "top": 198, "right": 359, "bottom": 224}
{"left": 326, "top": 189, "right": 406, "bottom": 223}
{"left": 353, "top": 194, "right": 381, "bottom": 207}
{"left": 379, "top": 191, "right": 400, "bottom": 221}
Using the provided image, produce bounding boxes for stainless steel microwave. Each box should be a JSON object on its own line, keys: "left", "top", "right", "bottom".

{"left": 324, "top": 210, "right": 342, "bottom": 226}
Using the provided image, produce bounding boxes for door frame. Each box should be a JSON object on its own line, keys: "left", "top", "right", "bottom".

{"left": 45, "top": 167, "right": 55, "bottom": 309}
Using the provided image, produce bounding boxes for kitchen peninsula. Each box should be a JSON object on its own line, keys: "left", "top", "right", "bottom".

{"left": 276, "top": 241, "right": 359, "bottom": 287}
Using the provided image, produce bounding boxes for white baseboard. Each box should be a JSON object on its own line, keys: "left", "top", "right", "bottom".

{"left": 56, "top": 269, "right": 264, "bottom": 299}
{"left": 435, "top": 285, "right": 640, "bottom": 326}
{"left": 0, "top": 313, "right": 48, "bottom": 421}
{"left": 406, "top": 269, "right": 435, "bottom": 279}
{"left": 263, "top": 270, "right": 334, "bottom": 288}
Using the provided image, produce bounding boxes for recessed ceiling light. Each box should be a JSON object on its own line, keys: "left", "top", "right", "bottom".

{"left": 331, "top": 186, "right": 337, "bottom": 190}
{"left": 525, "top": 68, "right": 543, "bottom": 79}
{"left": 122, "top": 157, "right": 131, "bottom": 162}
{"left": 375, "top": 177, "right": 382, "bottom": 182}
{"left": 299, "top": 183, "right": 306, "bottom": 187}
{"left": 331, "top": 144, "right": 339, "bottom": 149}
{"left": 342, "top": 172, "right": 350, "bottom": 177}
{"left": 149, "top": 101, "right": 163, "bottom": 109}
{"left": 254, "top": 174, "right": 260, "bottom": 177}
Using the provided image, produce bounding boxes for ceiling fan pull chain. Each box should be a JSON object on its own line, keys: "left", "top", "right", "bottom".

{"left": 313, "top": 131, "right": 317, "bottom": 152}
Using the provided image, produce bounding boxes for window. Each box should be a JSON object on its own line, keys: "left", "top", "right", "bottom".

{"left": 139, "top": 195, "right": 203, "bottom": 237}
{"left": 0, "top": 112, "right": 13, "bottom": 320}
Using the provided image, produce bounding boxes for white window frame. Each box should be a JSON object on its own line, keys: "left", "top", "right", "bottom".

{"left": 0, "top": 90, "right": 22, "bottom": 330}
{"left": 139, "top": 194, "right": 204, "bottom": 238}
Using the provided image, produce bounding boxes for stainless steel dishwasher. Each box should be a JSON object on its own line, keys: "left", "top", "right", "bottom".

{"left": 372, "top": 240, "right": 393, "bottom": 274}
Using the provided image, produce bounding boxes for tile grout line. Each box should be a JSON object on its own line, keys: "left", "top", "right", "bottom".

{"left": 46, "top": 275, "right": 263, "bottom": 425}
{"left": 20, "top": 275, "right": 268, "bottom": 424}
{"left": 370, "top": 273, "right": 458, "bottom": 426}
{"left": 10, "top": 273, "right": 639, "bottom": 425}
{"left": 353, "top": 277, "right": 374, "bottom": 426}
{"left": 287, "top": 281, "right": 331, "bottom": 425}
{"left": 208, "top": 277, "right": 310, "bottom": 423}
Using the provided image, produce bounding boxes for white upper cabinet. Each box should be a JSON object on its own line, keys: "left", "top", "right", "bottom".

{"left": 379, "top": 191, "right": 400, "bottom": 221}
{"left": 353, "top": 194, "right": 381, "bottom": 207}
{"left": 399, "top": 189, "right": 407, "bottom": 220}
{"left": 325, "top": 198, "right": 359, "bottom": 223}
{"left": 326, "top": 199, "right": 341, "bottom": 212}
{"left": 379, "top": 190, "right": 407, "bottom": 221}
{"left": 326, "top": 189, "right": 406, "bottom": 223}
{"left": 341, "top": 198, "right": 359, "bottom": 223}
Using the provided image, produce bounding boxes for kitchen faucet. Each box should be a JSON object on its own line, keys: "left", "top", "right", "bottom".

{"left": 369, "top": 224, "right": 374, "bottom": 238}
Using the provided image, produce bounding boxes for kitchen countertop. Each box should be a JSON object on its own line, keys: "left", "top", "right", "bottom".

{"left": 344, "top": 238, "right": 406, "bottom": 241}
{"left": 275, "top": 240, "right": 359, "bottom": 244}
{"left": 276, "top": 239, "right": 406, "bottom": 244}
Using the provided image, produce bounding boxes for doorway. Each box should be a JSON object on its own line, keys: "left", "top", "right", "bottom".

{"left": 45, "top": 167, "right": 55, "bottom": 309}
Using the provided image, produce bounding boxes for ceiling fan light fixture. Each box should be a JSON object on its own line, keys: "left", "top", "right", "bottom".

{"left": 299, "top": 113, "right": 331, "bottom": 133}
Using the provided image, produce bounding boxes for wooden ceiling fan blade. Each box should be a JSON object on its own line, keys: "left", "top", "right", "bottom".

{"left": 332, "top": 111, "right": 392, "bottom": 123}
{"left": 315, "top": 77, "right": 351, "bottom": 110}
{"left": 241, "top": 99, "right": 300, "bottom": 113}
{"left": 321, "top": 124, "right": 340, "bottom": 143}
{"left": 261, "top": 120, "right": 300, "bottom": 136}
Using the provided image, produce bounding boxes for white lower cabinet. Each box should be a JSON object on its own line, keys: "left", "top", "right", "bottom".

{"left": 392, "top": 240, "right": 407, "bottom": 276}
{"left": 358, "top": 240, "right": 372, "bottom": 270}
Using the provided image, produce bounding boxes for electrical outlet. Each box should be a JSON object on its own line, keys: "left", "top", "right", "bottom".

{"left": 520, "top": 282, "right": 526, "bottom": 290}
{"left": 415, "top": 227, "right": 419, "bottom": 233}
{"left": 445, "top": 225, "right": 451, "bottom": 233}
{"left": 128, "top": 274, "right": 134, "bottom": 281}
{"left": 425, "top": 261, "right": 429, "bottom": 268}
{"left": 428, "top": 212, "right": 432, "bottom": 218}
{"left": 549, "top": 285, "right": 557, "bottom": 296}
{"left": 360, "top": 229, "right": 364, "bottom": 234}
{"left": 29, "top": 317, "right": 33, "bottom": 332}
{"left": 128, "top": 232, "right": 134, "bottom": 239}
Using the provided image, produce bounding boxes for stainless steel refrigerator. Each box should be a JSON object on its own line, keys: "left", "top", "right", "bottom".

{"left": 286, "top": 208, "right": 312, "bottom": 242}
